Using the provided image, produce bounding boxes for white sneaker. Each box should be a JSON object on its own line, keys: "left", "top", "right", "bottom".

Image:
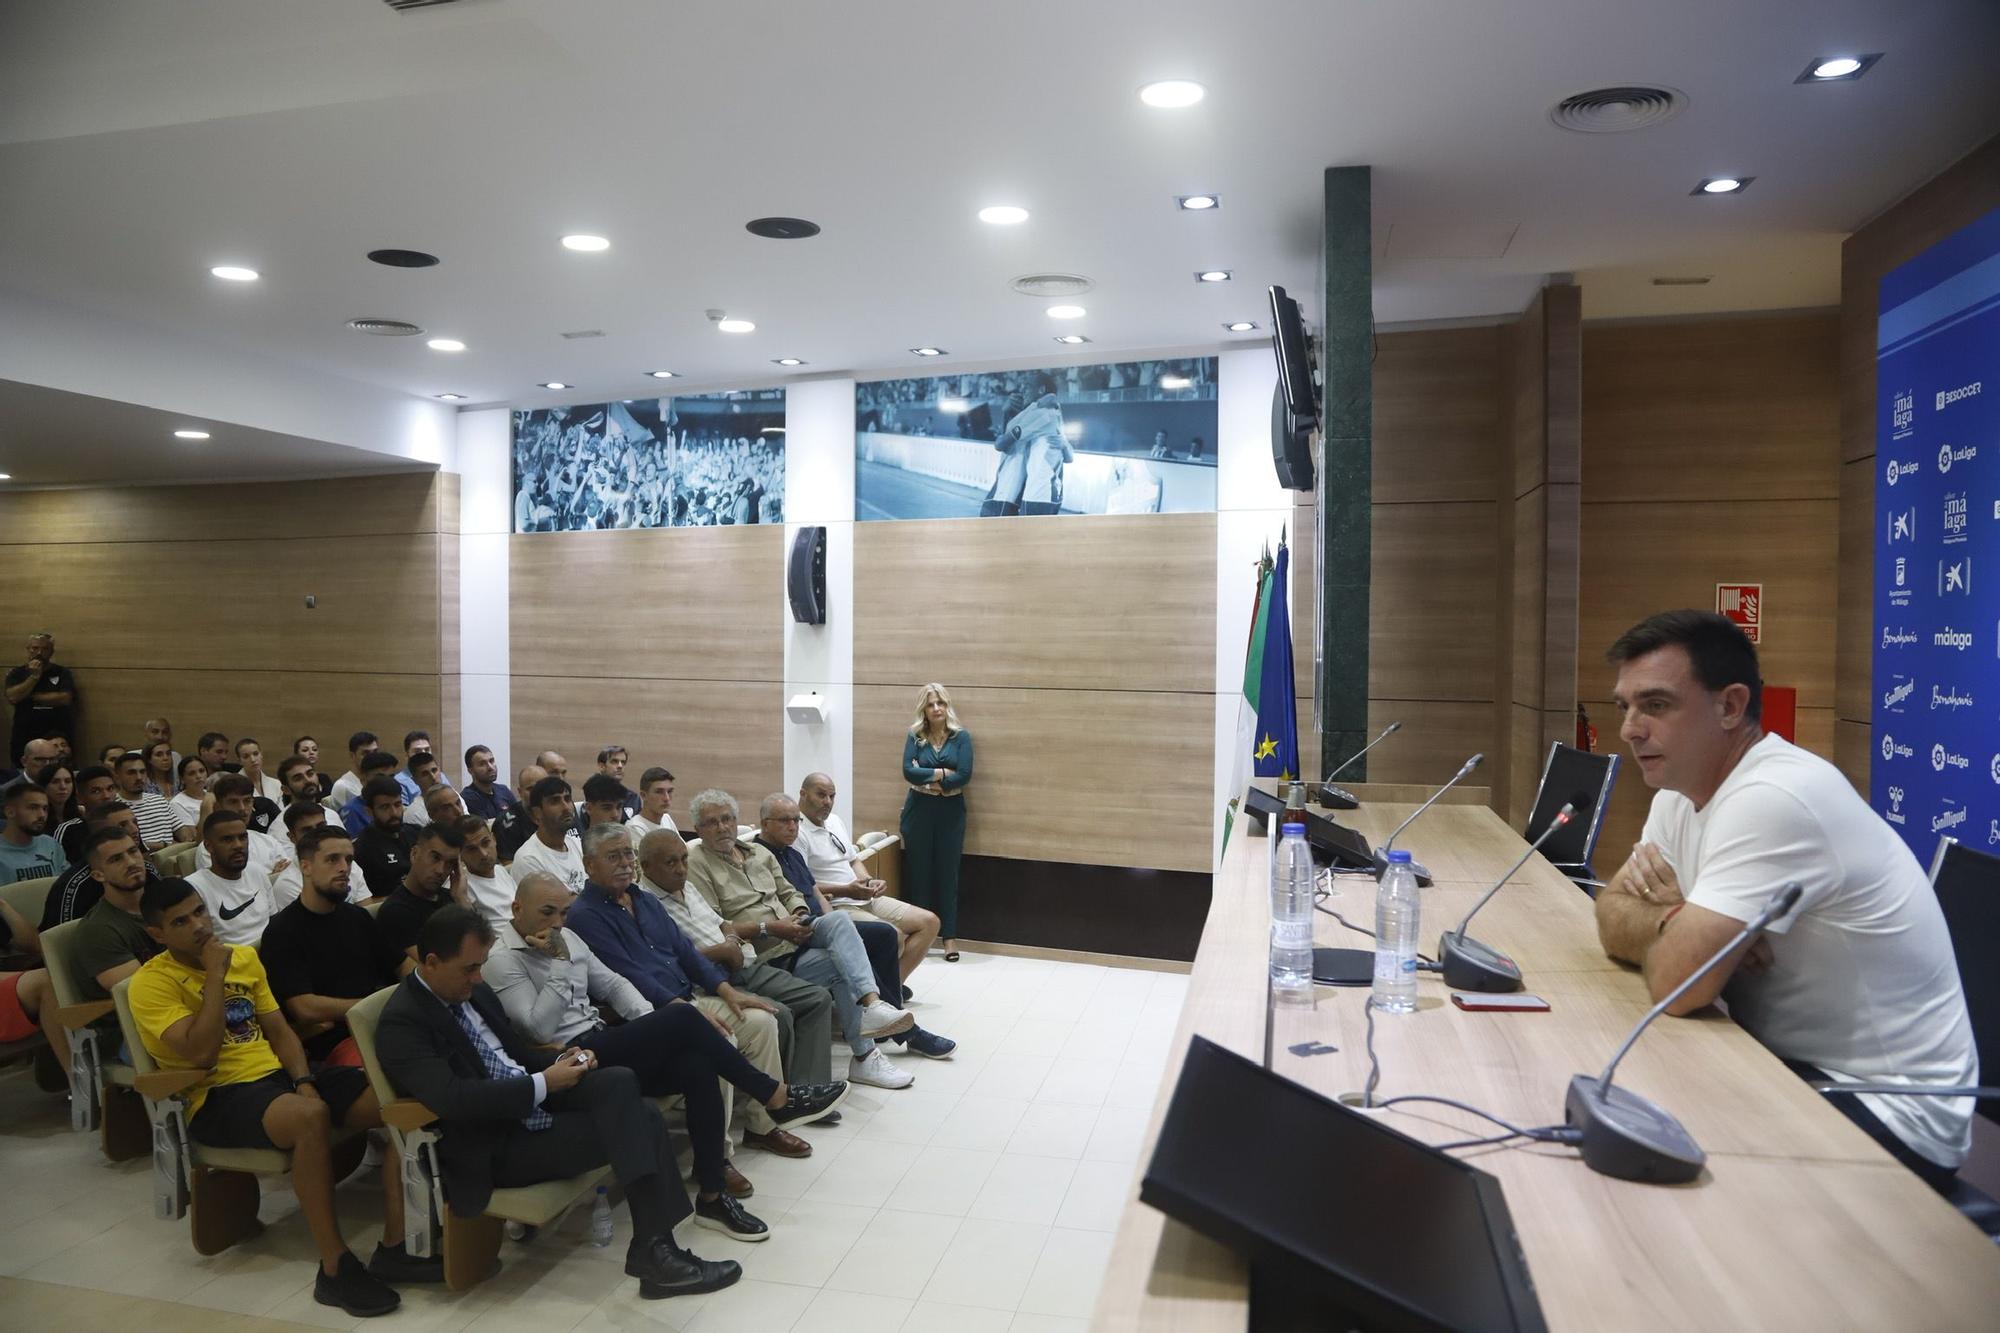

{"left": 859, "top": 1001, "right": 916, "bottom": 1039}
{"left": 849, "top": 1047, "right": 915, "bottom": 1090}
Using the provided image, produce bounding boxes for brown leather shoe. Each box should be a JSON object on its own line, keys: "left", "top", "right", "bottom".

{"left": 722, "top": 1162, "right": 754, "bottom": 1198}
{"left": 741, "top": 1127, "right": 813, "bottom": 1159}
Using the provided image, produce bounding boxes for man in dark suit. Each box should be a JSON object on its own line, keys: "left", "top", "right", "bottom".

{"left": 373, "top": 904, "right": 741, "bottom": 1300}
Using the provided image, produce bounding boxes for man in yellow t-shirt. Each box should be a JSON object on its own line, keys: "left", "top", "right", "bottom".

{"left": 129, "top": 877, "right": 403, "bottom": 1318}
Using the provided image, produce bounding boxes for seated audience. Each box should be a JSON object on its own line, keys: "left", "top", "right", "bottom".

{"left": 129, "top": 877, "right": 405, "bottom": 1317}
{"left": 0, "top": 778, "right": 67, "bottom": 883}
{"left": 195, "top": 731, "right": 238, "bottom": 774}
{"left": 399, "top": 730, "right": 435, "bottom": 802}
{"left": 143, "top": 717, "right": 181, "bottom": 774}
{"left": 341, "top": 752, "right": 409, "bottom": 835}
{"left": 196, "top": 773, "right": 293, "bottom": 879}
{"left": 457, "top": 814, "right": 517, "bottom": 926}
{"left": 637, "top": 829, "right": 840, "bottom": 1088}
{"left": 236, "top": 737, "right": 285, "bottom": 805}
{"left": 352, "top": 774, "right": 420, "bottom": 899}
{"left": 627, "top": 766, "right": 682, "bottom": 843}
{"left": 461, "top": 744, "right": 518, "bottom": 822}
{"left": 113, "top": 749, "right": 189, "bottom": 850}
{"left": 329, "top": 731, "right": 381, "bottom": 809}
{"left": 685, "top": 790, "right": 919, "bottom": 1089}
{"left": 374, "top": 821, "right": 466, "bottom": 958}
{"left": 376, "top": 906, "right": 745, "bottom": 1299}
{"left": 595, "top": 746, "right": 643, "bottom": 818}
{"left": 420, "top": 781, "right": 465, "bottom": 827}
{"left": 40, "top": 801, "right": 162, "bottom": 928}
{"left": 53, "top": 765, "right": 118, "bottom": 862}
{"left": 798, "top": 772, "right": 941, "bottom": 986}
{"left": 760, "top": 791, "right": 955, "bottom": 1059}
{"left": 186, "top": 810, "right": 279, "bottom": 947}
{"left": 489, "top": 870, "right": 839, "bottom": 1220}
{"left": 169, "top": 755, "right": 209, "bottom": 830}
{"left": 64, "top": 826, "right": 161, "bottom": 1027}
{"left": 534, "top": 750, "right": 569, "bottom": 782}
{"left": 0, "top": 954, "right": 60, "bottom": 1069}
{"left": 272, "top": 801, "right": 369, "bottom": 907}
{"left": 511, "top": 775, "right": 587, "bottom": 893}
{"left": 1593, "top": 610, "right": 1979, "bottom": 1192}
{"left": 292, "top": 735, "right": 337, "bottom": 799}
{"left": 578, "top": 772, "right": 631, "bottom": 834}
{"left": 401, "top": 750, "right": 445, "bottom": 827}
{"left": 277, "top": 753, "right": 324, "bottom": 809}
{"left": 40, "top": 760, "right": 78, "bottom": 831}
{"left": 493, "top": 764, "right": 546, "bottom": 861}
{"left": 141, "top": 740, "right": 178, "bottom": 798}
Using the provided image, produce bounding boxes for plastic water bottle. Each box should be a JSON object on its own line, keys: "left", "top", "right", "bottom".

{"left": 1372, "top": 850, "right": 1422, "bottom": 1013}
{"left": 588, "top": 1185, "right": 613, "bottom": 1246}
{"left": 1270, "top": 822, "right": 1316, "bottom": 1006}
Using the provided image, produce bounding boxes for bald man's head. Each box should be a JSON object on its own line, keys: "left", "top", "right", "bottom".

{"left": 510, "top": 870, "right": 571, "bottom": 940}
{"left": 535, "top": 751, "right": 568, "bottom": 780}
{"left": 798, "top": 772, "right": 836, "bottom": 823}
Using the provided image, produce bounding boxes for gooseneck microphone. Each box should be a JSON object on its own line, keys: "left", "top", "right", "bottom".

{"left": 1564, "top": 881, "right": 1803, "bottom": 1183}
{"left": 1438, "top": 800, "right": 1582, "bottom": 993}
{"left": 1372, "top": 753, "right": 1484, "bottom": 886}
{"left": 1314, "top": 722, "right": 1402, "bottom": 810}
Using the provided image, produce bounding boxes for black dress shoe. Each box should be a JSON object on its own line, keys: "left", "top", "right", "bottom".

{"left": 626, "top": 1237, "right": 742, "bottom": 1298}
{"left": 770, "top": 1079, "right": 849, "bottom": 1126}
{"left": 366, "top": 1240, "right": 444, "bottom": 1283}
{"left": 901, "top": 985, "right": 914, "bottom": 1002}
{"left": 314, "top": 1251, "right": 402, "bottom": 1318}
{"left": 694, "top": 1193, "right": 770, "bottom": 1242}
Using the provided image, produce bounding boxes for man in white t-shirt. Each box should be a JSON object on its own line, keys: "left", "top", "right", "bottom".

{"left": 184, "top": 811, "right": 278, "bottom": 946}
{"left": 269, "top": 802, "right": 370, "bottom": 909}
{"left": 797, "top": 773, "right": 939, "bottom": 987}
{"left": 510, "top": 775, "right": 586, "bottom": 894}
{"left": 457, "top": 814, "right": 517, "bottom": 926}
{"left": 626, "top": 766, "right": 683, "bottom": 844}
{"left": 195, "top": 773, "right": 293, "bottom": 881}
{"left": 328, "top": 731, "right": 381, "bottom": 811}
{"left": 1594, "top": 611, "right": 1977, "bottom": 1188}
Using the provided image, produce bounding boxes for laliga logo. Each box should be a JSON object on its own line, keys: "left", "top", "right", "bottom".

{"left": 1937, "top": 381, "right": 1982, "bottom": 410}
{"left": 1881, "top": 733, "right": 1913, "bottom": 762}
{"left": 1882, "top": 679, "right": 1915, "bottom": 708}
{"left": 1938, "top": 442, "right": 1977, "bottom": 473}
{"left": 1885, "top": 458, "right": 1916, "bottom": 486}
{"left": 1932, "top": 743, "right": 1969, "bottom": 772}
{"left": 1934, "top": 625, "right": 1972, "bottom": 650}
{"left": 1991, "top": 753, "right": 2000, "bottom": 784}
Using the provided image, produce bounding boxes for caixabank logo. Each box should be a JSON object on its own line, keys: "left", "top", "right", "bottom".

{"left": 1887, "top": 506, "right": 1917, "bottom": 544}
{"left": 1940, "top": 556, "right": 1973, "bottom": 596}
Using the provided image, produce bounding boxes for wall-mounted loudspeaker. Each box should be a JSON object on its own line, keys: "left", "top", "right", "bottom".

{"left": 788, "top": 525, "right": 828, "bottom": 624}
{"left": 1271, "top": 381, "right": 1316, "bottom": 491}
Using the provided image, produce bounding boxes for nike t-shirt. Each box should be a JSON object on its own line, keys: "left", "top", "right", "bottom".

{"left": 185, "top": 864, "right": 277, "bottom": 947}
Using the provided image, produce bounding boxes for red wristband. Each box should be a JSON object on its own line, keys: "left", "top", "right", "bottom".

{"left": 1656, "top": 903, "right": 1686, "bottom": 935}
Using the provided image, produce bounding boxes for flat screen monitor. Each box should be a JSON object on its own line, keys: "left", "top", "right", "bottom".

{"left": 1244, "top": 784, "right": 1374, "bottom": 869}
{"left": 1141, "top": 1036, "right": 1547, "bottom": 1333}
{"left": 1269, "top": 284, "right": 1318, "bottom": 429}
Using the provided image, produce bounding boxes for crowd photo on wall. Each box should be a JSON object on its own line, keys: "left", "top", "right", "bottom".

{"left": 512, "top": 390, "right": 786, "bottom": 533}
{"left": 854, "top": 357, "right": 1219, "bottom": 520}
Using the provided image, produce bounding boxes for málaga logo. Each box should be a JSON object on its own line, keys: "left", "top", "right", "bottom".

{"left": 1881, "top": 733, "right": 1913, "bottom": 762}
{"left": 1945, "top": 491, "right": 1968, "bottom": 542}
{"left": 1932, "top": 743, "right": 1969, "bottom": 772}
{"left": 1937, "top": 381, "right": 1982, "bottom": 411}
{"left": 1935, "top": 625, "right": 1973, "bottom": 650}
{"left": 1893, "top": 388, "right": 1915, "bottom": 438}
{"left": 1938, "top": 442, "right": 1977, "bottom": 473}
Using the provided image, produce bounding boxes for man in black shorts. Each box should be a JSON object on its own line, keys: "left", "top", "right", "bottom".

{"left": 128, "top": 878, "right": 406, "bottom": 1317}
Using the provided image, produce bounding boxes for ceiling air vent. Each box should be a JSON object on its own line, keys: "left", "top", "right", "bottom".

{"left": 382, "top": 0, "right": 460, "bottom": 11}
{"left": 1010, "top": 273, "right": 1095, "bottom": 299}
{"left": 1549, "top": 85, "right": 1687, "bottom": 134}
{"left": 346, "top": 318, "right": 425, "bottom": 337}
{"left": 560, "top": 329, "right": 606, "bottom": 340}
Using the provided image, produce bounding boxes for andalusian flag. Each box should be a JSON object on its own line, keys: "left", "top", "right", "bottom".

{"left": 1223, "top": 537, "right": 1299, "bottom": 850}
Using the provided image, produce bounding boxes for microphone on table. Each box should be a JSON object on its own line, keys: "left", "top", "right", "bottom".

{"left": 1371, "top": 752, "right": 1484, "bottom": 887}
{"left": 1313, "top": 721, "right": 1402, "bottom": 810}
{"left": 1564, "top": 881, "right": 1803, "bottom": 1184}
{"left": 1438, "top": 796, "right": 1589, "bottom": 993}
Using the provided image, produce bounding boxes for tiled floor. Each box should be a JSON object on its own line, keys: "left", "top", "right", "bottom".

{"left": 0, "top": 951, "right": 1186, "bottom": 1333}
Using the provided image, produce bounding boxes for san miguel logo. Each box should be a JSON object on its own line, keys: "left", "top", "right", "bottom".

{"left": 1936, "top": 381, "right": 1982, "bottom": 411}
{"left": 1944, "top": 491, "right": 1969, "bottom": 543}
{"left": 1934, "top": 625, "right": 1973, "bottom": 650}
{"left": 1931, "top": 743, "right": 1970, "bottom": 772}
{"left": 1938, "top": 442, "right": 1977, "bottom": 473}
{"left": 1932, "top": 684, "right": 1974, "bottom": 710}
{"left": 1892, "top": 388, "right": 1915, "bottom": 438}
{"left": 1933, "top": 803, "right": 1968, "bottom": 834}
{"left": 1881, "top": 625, "right": 1918, "bottom": 648}
{"left": 1882, "top": 677, "right": 1915, "bottom": 710}
{"left": 1881, "top": 733, "right": 1914, "bottom": 762}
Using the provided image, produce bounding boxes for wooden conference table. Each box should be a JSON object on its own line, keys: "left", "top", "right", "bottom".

{"left": 1090, "top": 785, "right": 2000, "bottom": 1331}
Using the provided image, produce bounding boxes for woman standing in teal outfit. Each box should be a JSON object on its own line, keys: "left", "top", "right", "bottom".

{"left": 901, "top": 683, "right": 973, "bottom": 961}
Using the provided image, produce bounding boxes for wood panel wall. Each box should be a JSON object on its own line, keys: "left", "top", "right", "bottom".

{"left": 851, "top": 512, "right": 1216, "bottom": 873}
{"left": 508, "top": 524, "right": 785, "bottom": 811}
{"left": 0, "top": 471, "right": 453, "bottom": 765}
{"left": 1836, "top": 133, "right": 2000, "bottom": 794}
{"left": 1578, "top": 311, "right": 1842, "bottom": 863}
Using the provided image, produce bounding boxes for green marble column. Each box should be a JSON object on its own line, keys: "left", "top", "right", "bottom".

{"left": 1318, "top": 165, "right": 1372, "bottom": 778}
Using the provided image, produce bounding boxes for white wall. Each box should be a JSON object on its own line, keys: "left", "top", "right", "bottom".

{"left": 1212, "top": 346, "right": 1291, "bottom": 871}
{"left": 781, "top": 379, "right": 858, "bottom": 826}
{"left": 454, "top": 408, "right": 511, "bottom": 779}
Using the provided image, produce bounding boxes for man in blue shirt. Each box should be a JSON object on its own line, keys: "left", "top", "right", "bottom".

{"left": 340, "top": 752, "right": 406, "bottom": 835}
{"left": 460, "top": 745, "right": 518, "bottom": 822}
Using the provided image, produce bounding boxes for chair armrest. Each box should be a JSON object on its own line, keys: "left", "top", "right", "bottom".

{"left": 54, "top": 1000, "right": 115, "bottom": 1030}
{"left": 135, "top": 1068, "right": 207, "bottom": 1100}
{"left": 381, "top": 1099, "right": 440, "bottom": 1132}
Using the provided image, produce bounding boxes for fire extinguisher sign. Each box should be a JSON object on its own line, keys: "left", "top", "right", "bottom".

{"left": 1716, "top": 583, "right": 1762, "bottom": 643}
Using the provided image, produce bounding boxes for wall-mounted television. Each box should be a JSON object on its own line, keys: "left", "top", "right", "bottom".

{"left": 1268, "top": 284, "right": 1318, "bottom": 430}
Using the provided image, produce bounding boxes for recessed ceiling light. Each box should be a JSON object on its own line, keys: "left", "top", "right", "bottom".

{"left": 1177, "top": 194, "right": 1219, "bottom": 211}
{"left": 648, "top": 369, "right": 678, "bottom": 379}
{"left": 978, "top": 205, "right": 1030, "bottom": 226}
{"left": 0, "top": 473, "right": 11, "bottom": 481}
{"left": 937, "top": 397, "right": 970, "bottom": 413}
{"left": 540, "top": 381, "right": 569, "bottom": 390}
{"left": 1159, "top": 375, "right": 1192, "bottom": 389}
{"left": 1694, "top": 177, "right": 1752, "bottom": 195}
{"left": 560, "top": 234, "right": 610, "bottom": 252}
{"left": 1055, "top": 334, "right": 1091, "bottom": 345}
{"left": 1046, "top": 304, "right": 1086, "bottom": 319}
{"left": 717, "top": 318, "right": 756, "bottom": 333}
{"left": 773, "top": 357, "right": 807, "bottom": 367}
{"left": 1798, "top": 53, "right": 1881, "bottom": 83}
{"left": 426, "top": 337, "right": 465, "bottom": 352}
{"left": 1225, "top": 321, "right": 1259, "bottom": 332}
{"left": 911, "top": 347, "right": 947, "bottom": 357}
{"left": 435, "top": 393, "right": 465, "bottom": 401}
{"left": 1196, "top": 269, "right": 1232, "bottom": 283}
{"left": 1139, "top": 80, "right": 1205, "bottom": 108}
{"left": 209, "top": 265, "right": 259, "bottom": 282}
{"left": 173, "top": 429, "right": 210, "bottom": 440}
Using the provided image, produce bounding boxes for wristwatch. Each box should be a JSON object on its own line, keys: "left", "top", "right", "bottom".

{"left": 292, "top": 1072, "right": 318, "bottom": 1090}
{"left": 757, "top": 921, "right": 769, "bottom": 940}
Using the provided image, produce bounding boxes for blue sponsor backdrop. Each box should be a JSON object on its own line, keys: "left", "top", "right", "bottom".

{"left": 1872, "top": 206, "right": 2000, "bottom": 858}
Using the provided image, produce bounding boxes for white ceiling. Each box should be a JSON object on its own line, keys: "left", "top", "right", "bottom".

{"left": 0, "top": 0, "right": 1996, "bottom": 476}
